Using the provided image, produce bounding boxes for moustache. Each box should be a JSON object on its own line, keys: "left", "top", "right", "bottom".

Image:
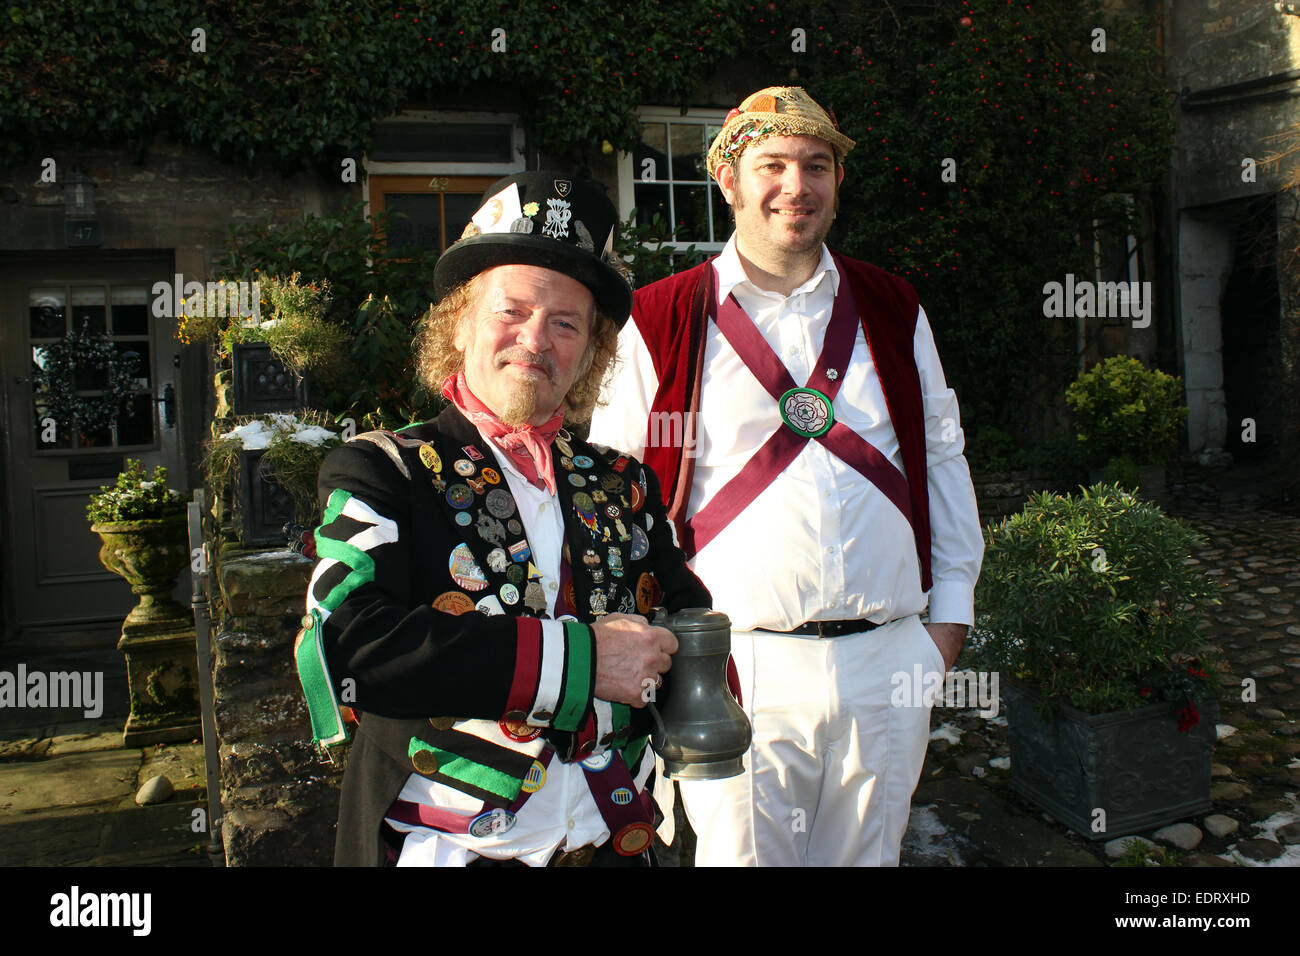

{"left": 495, "top": 348, "right": 556, "bottom": 381}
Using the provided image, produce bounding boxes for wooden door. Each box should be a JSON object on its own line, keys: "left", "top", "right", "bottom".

{"left": 0, "top": 252, "right": 184, "bottom": 636}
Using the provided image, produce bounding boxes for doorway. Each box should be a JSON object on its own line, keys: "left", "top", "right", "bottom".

{"left": 0, "top": 251, "right": 185, "bottom": 640}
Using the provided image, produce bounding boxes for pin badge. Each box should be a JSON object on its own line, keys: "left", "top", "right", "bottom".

{"left": 481, "top": 468, "right": 501, "bottom": 485}
{"left": 486, "top": 488, "right": 516, "bottom": 519}
{"left": 469, "top": 808, "right": 516, "bottom": 838}
{"left": 463, "top": 445, "right": 485, "bottom": 461}
{"left": 419, "top": 445, "right": 442, "bottom": 472}
{"left": 454, "top": 459, "right": 476, "bottom": 477}
{"left": 449, "top": 543, "right": 489, "bottom": 591}
{"left": 573, "top": 454, "right": 594, "bottom": 469}
{"left": 521, "top": 760, "right": 546, "bottom": 793}
{"left": 630, "top": 525, "right": 650, "bottom": 560}
{"left": 447, "top": 485, "right": 474, "bottom": 509}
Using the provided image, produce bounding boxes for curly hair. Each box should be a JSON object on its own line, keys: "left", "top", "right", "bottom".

{"left": 413, "top": 273, "right": 620, "bottom": 424}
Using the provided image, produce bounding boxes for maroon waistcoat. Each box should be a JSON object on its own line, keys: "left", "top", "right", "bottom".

{"left": 630, "top": 250, "right": 933, "bottom": 592}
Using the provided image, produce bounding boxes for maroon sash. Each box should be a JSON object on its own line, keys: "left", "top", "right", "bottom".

{"left": 683, "top": 286, "right": 915, "bottom": 558}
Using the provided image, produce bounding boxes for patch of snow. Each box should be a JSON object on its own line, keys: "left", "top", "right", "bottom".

{"left": 929, "top": 722, "right": 962, "bottom": 745}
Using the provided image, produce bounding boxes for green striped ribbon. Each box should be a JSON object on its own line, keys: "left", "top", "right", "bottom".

{"left": 293, "top": 608, "right": 350, "bottom": 756}
{"left": 555, "top": 621, "right": 594, "bottom": 732}
{"left": 408, "top": 738, "right": 524, "bottom": 803}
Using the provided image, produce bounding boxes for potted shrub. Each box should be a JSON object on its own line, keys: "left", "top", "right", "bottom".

{"left": 965, "top": 483, "right": 1222, "bottom": 840}
{"left": 87, "top": 460, "right": 199, "bottom": 744}
{"left": 1064, "top": 355, "right": 1189, "bottom": 506}
{"left": 207, "top": 411, "right": 342, "bottom": 547}
{"left": 177, "top": 273, "right": 347, "bottom": 414}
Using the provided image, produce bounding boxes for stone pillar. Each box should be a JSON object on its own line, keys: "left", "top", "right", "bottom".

{"left": 1176, "top": 214, "right": 1231, "bottom": 456}
{"left": 213, "top": 549, "right": 342, "bottom": 865}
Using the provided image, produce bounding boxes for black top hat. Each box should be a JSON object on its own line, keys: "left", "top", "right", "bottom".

{"left": 433, "top": 171, "right": 632, "bottom": 326}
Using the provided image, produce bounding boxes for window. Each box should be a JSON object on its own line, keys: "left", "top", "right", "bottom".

{"left": 618, "top": 107, "right": 730, "bottom": 253}
{"left": 28, "top": 284, "right": 155, "bottom": 451}
{"left": 1093, "top": 196, "right": 1143, "bottom": 328}
{"left": 365, "top": 111, "right": 525, "bottom": 254}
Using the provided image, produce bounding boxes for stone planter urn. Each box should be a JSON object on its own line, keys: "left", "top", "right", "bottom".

{"left": 91, "top": 514, "right": 201, "bottom": 745}
{"left": 1003, "top": 682, "right": 1216, "bottom": 840}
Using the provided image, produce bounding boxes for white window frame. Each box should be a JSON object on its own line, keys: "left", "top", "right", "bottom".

{"left": 618, "top": 106, "right": 730, "bottom": 255}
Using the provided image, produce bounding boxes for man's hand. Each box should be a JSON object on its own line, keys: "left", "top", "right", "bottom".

{"left": 592, "top": 613, "right": 678, "bottom": 707}
{"left": 924, "top": 622, "right": 968, "bottom": 672}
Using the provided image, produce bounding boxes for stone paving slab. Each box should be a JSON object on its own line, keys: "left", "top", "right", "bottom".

{"left": 0, "top": 749, "right": 139, "bottom": 815}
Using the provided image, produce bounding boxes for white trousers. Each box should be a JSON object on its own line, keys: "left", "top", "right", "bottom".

{"left": 678, "top": 614, "right": 942, "bottom": 866}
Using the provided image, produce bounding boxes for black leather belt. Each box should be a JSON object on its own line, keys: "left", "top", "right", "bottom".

{"left": 763, "top": 619, "right": 884, "bottom": 638}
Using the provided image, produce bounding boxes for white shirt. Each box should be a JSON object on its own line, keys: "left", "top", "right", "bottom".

{"left": 588, "top": 235, "right": 983, "bottom": 633}
{"left": 389, "top": 437, "right": 651, "bottom": 866}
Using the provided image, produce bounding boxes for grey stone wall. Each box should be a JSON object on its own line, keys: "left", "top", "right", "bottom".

{"left": 213, "top": 548, "right": 340, "bottom": 866}
{"left": 971, "top": 470, "right": 1066, "bottom": 523}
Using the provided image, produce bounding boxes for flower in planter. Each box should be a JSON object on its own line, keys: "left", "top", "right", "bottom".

{"left": 87, "top": 459, "right": 186, "bottom": 524}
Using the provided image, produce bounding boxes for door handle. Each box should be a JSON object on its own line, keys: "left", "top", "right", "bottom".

{"left": 155, "top": 382, "right": 176, "bottom": 428}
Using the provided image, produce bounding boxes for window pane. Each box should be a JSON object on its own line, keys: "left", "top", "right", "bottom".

{"left": 370, "top": 122, "right": 514, "bottom": 163}
{"left": 443, "top": 193, "right": 483, "bottom": 250}
{"left": 115, "top": 393, "right": 155, "bottom": 447}
{"left": 29, "top": 288, "right": 65, "bottom": 338}
{"left": 670, "top": 124, "right": 708, "bottom": 182}
{"left": 672, "top": 185, "right": 710, "bottom": 242}
{"left": 633, "top": 183, "right": 671, "bottom": 237}
{"left": 71, "top": 287, "right": 106, "bottom": 335}
{"left": 112, "top": 287, "right": 150, "bottom": 335}
{"left": 635, "top": 123, "right": 668, "bottom": 183}
{"left": 32, "top": 402, "right": 74, "bottom": 449}
{"left": 115, "top": 341, "right": 151, "bottom": 390}
{"left": 711, "top": 183, "right": 733, "bottom": 242}
{"left": 77, "top": 420, "right": 112, "bottom": 449}
{"left": 384, "top": 194, "right": 442, "bottom": 252}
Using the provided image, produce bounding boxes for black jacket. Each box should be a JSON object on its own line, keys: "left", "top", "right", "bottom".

{"left": 308, "top": 405, "right": 710, "bottom": 865}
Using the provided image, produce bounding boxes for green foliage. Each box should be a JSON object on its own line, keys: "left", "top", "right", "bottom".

{"left": 0, "top": 0, "right": 752, "bottom": 172}
{"left": 33, "top": 326, "right": 141, "bottom": 434}
{"left": 967, "top": 483, "right": 1220, "bottom": 716}
{"left": 1111, "top": 840, "right": 1181, "bottom": 867}
{"left": 617, "top": 210, "right": 709, "bottom": 289}
{"left": 215, "top": 202, "right": 441, "bottom": 430}
{"left": 87, "top": 459, "right": 186, "bottom": 523}
{"left": 249, "top": 273, "right": 349, "bottom": 376}
{"left": 1065, "top": 355, "right": 1189, "bottom": 467}
{"left": 743, "top": 0, "right": 1173, "bottom": 434}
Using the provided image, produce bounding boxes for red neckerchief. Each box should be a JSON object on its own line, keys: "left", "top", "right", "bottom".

{"left": 441, "top": 372, "right": 562, "bottom": 494}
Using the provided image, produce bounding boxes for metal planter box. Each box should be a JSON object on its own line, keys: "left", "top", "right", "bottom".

{"left": 238, "top": 449, "right": 295, "bottom": 547}
{"left": 232, "top": 342, "right": 308, "bottom": 415}
{"left": 1003, "top": 682, "right": 1216, "bottom": 840}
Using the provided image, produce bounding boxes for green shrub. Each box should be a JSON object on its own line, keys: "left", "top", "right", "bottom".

{"left": 1065, "top": 356, "right": 1189, "bottom": 468}
{"left": 966, "top": 483, "right": 1219, "bottom": 717}
{"left": 87, "top": 460, "right": 186, "bottom": 523}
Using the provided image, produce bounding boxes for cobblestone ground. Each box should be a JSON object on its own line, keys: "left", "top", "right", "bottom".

{"left": 904, "top": 479, "right": 1300, "bottom": 867}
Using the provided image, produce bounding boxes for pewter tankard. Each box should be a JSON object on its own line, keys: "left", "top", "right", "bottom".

{"left": 649, "top": 607, "right": 752, "bottom": 779}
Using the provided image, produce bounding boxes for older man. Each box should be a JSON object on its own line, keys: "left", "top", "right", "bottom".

{"left": 296, "top": 171, "right": 709, "bottom": 867}
{"left": 590, "top": 88, "right": 984, "bottom": 866}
